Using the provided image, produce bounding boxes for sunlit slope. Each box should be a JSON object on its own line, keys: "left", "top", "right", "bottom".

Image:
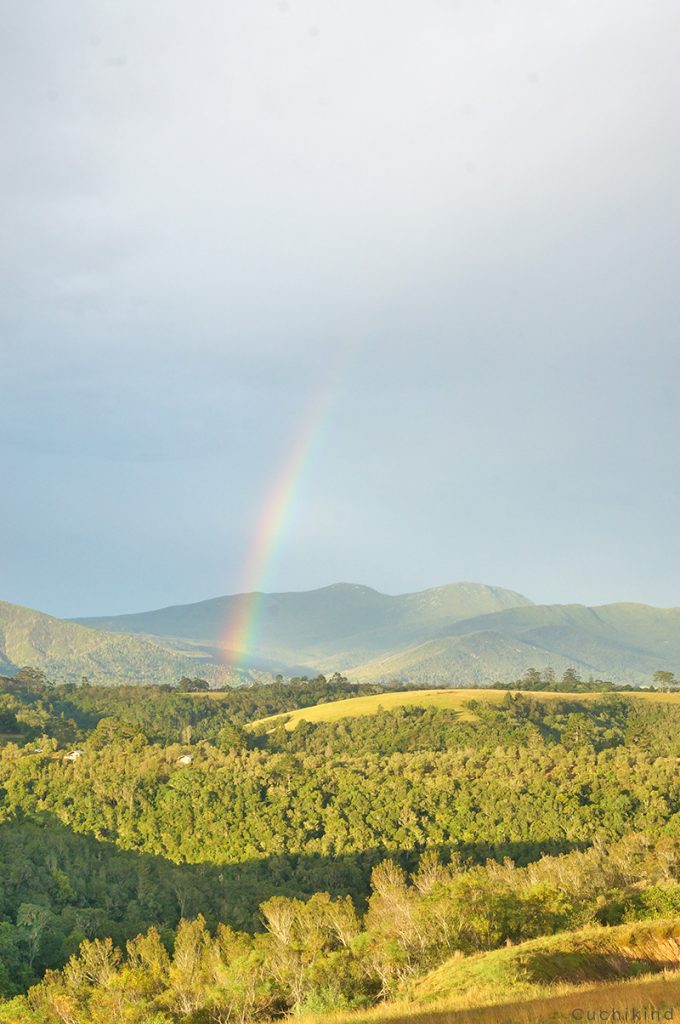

{"left": 74, "top": 581, "right": 533, "bottom": 663}
{"left": 413, "top": 919, "right": 680, "bottom": 1004}
{"left": 249, "top": 687, "right": 496, "bottom": 728}
{"left": 348, "top": 632, "right": 584, "bottom": 685}
{"left": 251, "top": 686, "right": 680, "bottom": 730}
{"left": 349, "top": 602, "right": 680, "bottom": 686}
{"left": 0, "top": 600, "right": 235, "bottom": 686}
{"left": 316, "top": 921, "right": 680, "bottom": 1024}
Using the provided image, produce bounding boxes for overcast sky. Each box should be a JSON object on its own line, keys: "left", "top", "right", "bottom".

{"left": 2, "top": 0, "right": 679, "bottom": 617}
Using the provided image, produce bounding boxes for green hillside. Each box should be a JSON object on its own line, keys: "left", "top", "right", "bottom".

{"left": 349, "top": 631, "right": 583, "bottom": 685}
{"left": 320, "top": 921, "right": 680, "bottom": 1024}
{"left": 0, "top": 601, "right": 241, "bottom": 687}
{"left": 350, "top": 602, "right": 680, "bottom": 686}
{"left": 444, "top": 602, "right": 680, "bottom": 657}
{"left": 76, "top": 583, "right": 680, "bottom": 686}
{"left": 5, "top": 584, "right": 680, "bottom": 687}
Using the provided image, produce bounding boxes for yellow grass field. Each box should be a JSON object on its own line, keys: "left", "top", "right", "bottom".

{"left": 248, "top": 687, "right": 680, "bottom": 731}
{"left": 300, "top": 973, "right": 680, "bottom": 1024}
{"left": 298, "top": 920, "right": 680, "bottom": 1024}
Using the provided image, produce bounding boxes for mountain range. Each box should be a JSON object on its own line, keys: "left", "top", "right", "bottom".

{"left": 0, "top": 582, "right": 678, "bottom": 686}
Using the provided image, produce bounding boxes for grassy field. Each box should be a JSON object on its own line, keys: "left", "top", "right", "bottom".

{"left": 300, "top": 920, "right": 680, "bottom": 1024}
{"left": 248, "top": 686, "right": 680, "bottom": 730}
{"left": 305, "top": 974, "right": 680, "bottom": 1024}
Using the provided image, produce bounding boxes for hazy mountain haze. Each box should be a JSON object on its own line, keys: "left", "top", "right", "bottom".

{"left": 0, "top": 580, "right": 678, "bottom": 685}
{"left": 75, "top": 581, "right": 534, "bottom": 657}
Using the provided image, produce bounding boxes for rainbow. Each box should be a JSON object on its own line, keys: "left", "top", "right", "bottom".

{"left": 221, "top": 377, "right": 342, "bottom": 669}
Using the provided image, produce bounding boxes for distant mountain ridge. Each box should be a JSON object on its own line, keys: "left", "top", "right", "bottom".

{"left": 75, "top": 580, "right": 532, "bottom": 658}
{"left": 74, "top": 582, "right": 535, "bottom": 672}
{"left": 71, "top": 583, "right": 680, "bottom": 685}
{"left": 0, "top": 582, "right": 678, "bottom": 686}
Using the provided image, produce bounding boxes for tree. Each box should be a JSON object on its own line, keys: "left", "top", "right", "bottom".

{"left": 16, "top": 903, "right": 51, "bottom": 970}
{"left": 653, "top": 670, "right": 678, "bottom": 690}
{"left": 13, "top": 666, "right": 50, "bottom": 691}
{"left": 166, "top": 917, "right": 211, "bottom": 1015}
{"left": 177, "top": 677, "right": 210, "bottom": 692}
{"left": 561, "top": 667, "right": 583, "bottom": 689}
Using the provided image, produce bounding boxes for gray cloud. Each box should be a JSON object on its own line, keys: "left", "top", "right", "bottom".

{"left": 1, "top": 0, "right": 679, "bottom": 615}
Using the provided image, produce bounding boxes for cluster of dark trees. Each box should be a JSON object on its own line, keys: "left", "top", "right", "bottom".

{"left": 492, "top": 666, "right": 679, "bottom": 692}
{"left": 0, "top": 673, "right": 384, "bottom": 748}
{"left": 492, "top": 667, "right": 632, "bottom": 692}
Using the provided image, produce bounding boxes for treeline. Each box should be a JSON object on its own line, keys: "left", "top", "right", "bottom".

{"left": 5, "top": 833, "right": 680, "bottom": 1022}
{"left": 492, "top": 666, "right": 679, "bottom": 692}
{"left": 0, "top": 673, "right": 384, "bottom": 747}
{"left": 491, "top": 667, "right": 636, "bottom": 692}
{"left": 7, "top": 671, "right": 680, "bottom": 757}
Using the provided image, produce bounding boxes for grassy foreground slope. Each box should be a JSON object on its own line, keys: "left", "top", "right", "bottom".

{"left": 317, "top": 975, "right": 680, "bottom": 1024}
{"left": 316, "top": 921, "right": 680, "bottom": 1024}
{"left": 250, "top": 686, "right": 680, "bottom": 729}
{"left": 413, "top": 920, "right": 680, "bottom": 1003}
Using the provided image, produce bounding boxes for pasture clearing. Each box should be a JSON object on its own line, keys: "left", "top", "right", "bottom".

{"left": 248, "top": 686, "right": 680, "bottom": 730}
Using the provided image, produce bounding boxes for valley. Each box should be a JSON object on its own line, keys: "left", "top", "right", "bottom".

{"left": 4, "top": 674, "right": 680, "bottom": 1020}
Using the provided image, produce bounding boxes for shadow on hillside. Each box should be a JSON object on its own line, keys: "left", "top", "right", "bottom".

{"left": 0, "top": 810, "right": 586, "bottom": 992}
{"left": 0, "top": 810, "right": 580, "bottom": 933}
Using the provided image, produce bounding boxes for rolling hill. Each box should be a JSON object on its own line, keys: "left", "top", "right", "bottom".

{"left": 365, "top": 602, "right": 680, "bottom": 686}
{"left": 74, "top": 581, "right": 533, "bottom": 664}
{"left": 250, "top": 686, "right": 680, "bottom": 730}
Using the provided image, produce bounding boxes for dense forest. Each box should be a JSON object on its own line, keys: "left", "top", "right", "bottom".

{"left": 0, "top": 671, "right": 385, "bottom": 747}
{"left": 3, "top": 673, "right": 680, "bottom": 1019}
